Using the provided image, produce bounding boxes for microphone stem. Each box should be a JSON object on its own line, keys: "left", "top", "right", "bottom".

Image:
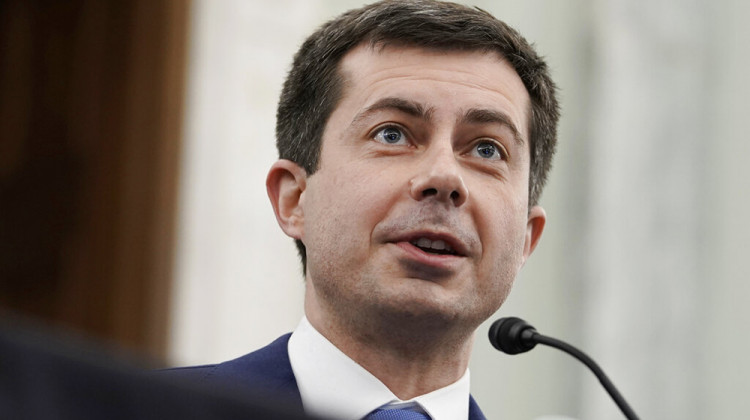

{"left": 531, "top": 333, "right": 640, "bottom": 420}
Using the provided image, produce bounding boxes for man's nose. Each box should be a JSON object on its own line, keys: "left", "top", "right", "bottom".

{"left": 409, "top": 145, "right": 468, "bottom": 207}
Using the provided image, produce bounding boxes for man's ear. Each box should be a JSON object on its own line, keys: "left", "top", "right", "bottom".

{"left": 522, "top": 205, "right": 546, "bottom": 264}
{"left": 266, "top": 159, "right": 307, "bottom": 240}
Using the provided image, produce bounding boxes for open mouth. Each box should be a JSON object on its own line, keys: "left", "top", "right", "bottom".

{"left": 409, "top": 237, "right": 457, "bottom": 256}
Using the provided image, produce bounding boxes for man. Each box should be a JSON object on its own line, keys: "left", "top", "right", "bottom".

{"left": 169, "top": 1, "right": 559, "bottom": 419}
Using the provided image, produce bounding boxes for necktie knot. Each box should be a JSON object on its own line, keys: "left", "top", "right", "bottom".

{"left": 364, "top": 406, "right": 432, "bottom": 420}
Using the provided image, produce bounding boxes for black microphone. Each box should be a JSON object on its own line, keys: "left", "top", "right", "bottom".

{"left": 488, "top": 317, "right": 640, "bottom": 420}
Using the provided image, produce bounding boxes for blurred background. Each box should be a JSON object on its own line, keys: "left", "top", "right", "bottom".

{"left": 2, "top": 0, "right": 748, "bottom": 419}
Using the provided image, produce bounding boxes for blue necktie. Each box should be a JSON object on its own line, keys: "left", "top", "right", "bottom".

{"left": 364, "top": 407, "right": 432, "bottom": 420}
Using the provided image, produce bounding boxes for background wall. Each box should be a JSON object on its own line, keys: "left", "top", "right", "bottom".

{"left": 169, "top": 1, "right": 750, "bottom": 418}
{"left": 0, "top": 0, "right": 189, "bottom": 360}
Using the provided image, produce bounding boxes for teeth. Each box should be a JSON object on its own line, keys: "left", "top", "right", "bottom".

{"left": 431, "top": 240, "right": 447, "bottom": 250}
{"left": 411, "top": 237, "right": 454, "bottom": 252}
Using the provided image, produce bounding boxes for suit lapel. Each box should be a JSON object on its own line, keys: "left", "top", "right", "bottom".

{"left": 468, "top": 395, "right": 487, "bottom": 420}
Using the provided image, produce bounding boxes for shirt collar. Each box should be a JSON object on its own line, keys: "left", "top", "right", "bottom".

{"left": 288, "top": 317, "right": 470, "bottom": 420}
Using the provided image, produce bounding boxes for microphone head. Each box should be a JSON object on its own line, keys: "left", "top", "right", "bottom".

{"left": 488, "top": 317, "right": 538, "bottom": 355}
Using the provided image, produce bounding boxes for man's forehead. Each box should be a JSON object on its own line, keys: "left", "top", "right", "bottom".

{"left": 333, "top": 42, "right": 531, "bottom": 140}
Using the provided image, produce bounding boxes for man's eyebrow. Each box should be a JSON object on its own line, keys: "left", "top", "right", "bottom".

{"left": 351, "top": 97, "right": 434, "bottom": 126}
{"left": 460, "top": 108, "right": 525, "bottom": 146}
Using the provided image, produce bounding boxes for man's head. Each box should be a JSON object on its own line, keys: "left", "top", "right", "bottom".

{"left": 267, "top": 0, "right": 559, "bottom": 343}
{"left": 275, "top": 0, "right": 559, "bottom": 271}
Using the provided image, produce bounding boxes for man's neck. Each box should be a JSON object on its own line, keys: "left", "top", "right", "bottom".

{"left": 305, "top": 301, "right": 475, "bottom": 400}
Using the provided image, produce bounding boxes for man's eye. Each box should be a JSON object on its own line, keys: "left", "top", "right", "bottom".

{"left": 474, "top": 141, "right": 504, "bottom": 160}
{"left": 373, "top": 126, "right": 407, "bottom": 145}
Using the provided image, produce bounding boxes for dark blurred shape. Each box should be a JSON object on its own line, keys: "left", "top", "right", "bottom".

{"left": 0, "top": 0, "right": 189, "bottom": 359}
{"left": 0, "top": 315, "right": 317, "bottom": 420}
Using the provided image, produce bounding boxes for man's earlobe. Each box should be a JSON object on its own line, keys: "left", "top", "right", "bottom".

{"left": 522, "top": 205, "right": 546, "bottom": 263}
{"left": 266, "top": 160, "right": 307, "bottom": 240}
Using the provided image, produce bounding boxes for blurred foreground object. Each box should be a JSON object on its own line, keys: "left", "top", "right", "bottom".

{"left": 0, "top": 315, "right": 316, "bottom": 420}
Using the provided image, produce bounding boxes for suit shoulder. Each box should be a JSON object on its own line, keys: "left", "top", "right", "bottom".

{"left": 158, "top": 333, "right": 295, "bottom": 391}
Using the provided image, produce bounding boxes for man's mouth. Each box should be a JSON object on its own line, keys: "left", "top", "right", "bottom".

{"left": 409, "top": 237, "right": 457, "bottom": 256}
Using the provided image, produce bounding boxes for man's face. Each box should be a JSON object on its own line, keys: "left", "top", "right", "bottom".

{"left": 297, "top": 44, "right": 544, "bottom": 334}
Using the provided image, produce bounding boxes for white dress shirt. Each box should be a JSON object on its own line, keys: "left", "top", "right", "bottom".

{"left": 288, "top": 317, "right": 470, "bottom": 420}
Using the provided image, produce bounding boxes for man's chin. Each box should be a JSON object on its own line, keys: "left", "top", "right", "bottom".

{"left": 376, "top": 280, "right": 506, "bottom": 329}
{"left": 370, "top": 290, "right": 473, "bottom": 328}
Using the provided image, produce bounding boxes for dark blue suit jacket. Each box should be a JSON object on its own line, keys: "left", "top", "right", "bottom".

{"left": 167, "top": 334, "right": 487, "bottom": 420}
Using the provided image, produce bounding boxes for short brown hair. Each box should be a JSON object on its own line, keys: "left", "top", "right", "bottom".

{"left": 276, "top": 0, "right": 560, "bottom": 271}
